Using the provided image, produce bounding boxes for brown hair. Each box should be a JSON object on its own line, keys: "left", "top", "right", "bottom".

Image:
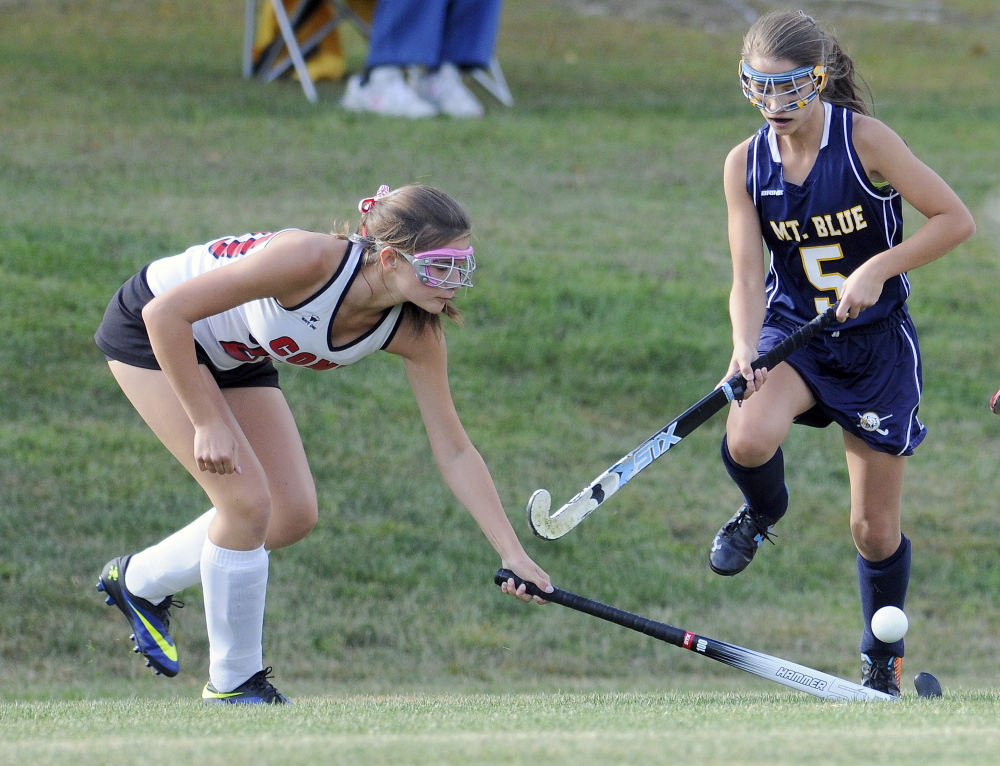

{"left": 743, "top": 11, "right": 872, "bottom": 116}
{"left": 344, "top": 184, "right": 472, "bottom": 333}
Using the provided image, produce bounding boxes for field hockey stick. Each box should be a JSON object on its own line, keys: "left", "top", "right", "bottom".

{"left": 495, "top": 569, "right": 895, "bottom": 702}
{"left": 527, "top": 305, "right": 839, "bottom": 540}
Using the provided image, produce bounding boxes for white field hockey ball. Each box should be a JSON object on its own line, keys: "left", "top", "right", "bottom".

{"left": 871, "top": 606, "right": 908, "bottom": 643}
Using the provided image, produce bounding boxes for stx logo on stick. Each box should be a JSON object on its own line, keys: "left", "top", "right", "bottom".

{"left": 628, "top": 424, "right": 681, "bottom": 477}
{"left": 527, "top": 308, "right": 838, "bottom": 541}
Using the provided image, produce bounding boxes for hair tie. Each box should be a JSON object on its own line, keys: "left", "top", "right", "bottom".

{"left": 797, "top": 10, "right": 816, "bottom": 24}
{"left": 358, "top": 184, "right": 392, "bottom": 214}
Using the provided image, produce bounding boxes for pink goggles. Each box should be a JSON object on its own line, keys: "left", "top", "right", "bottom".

{"left": 398, "top": 245, "right": 476, "bottom": 289}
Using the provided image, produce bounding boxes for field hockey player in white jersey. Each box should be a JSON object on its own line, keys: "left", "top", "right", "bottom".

{"left": 94, "top": 184, "right": 552, "bottom": 704}
{"left": 709, "top": 12, "right": 974, "bottom": 695}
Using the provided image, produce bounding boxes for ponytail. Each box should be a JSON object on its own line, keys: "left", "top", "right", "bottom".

{"left": 821, "top": 40, "right": 872, "bottom": 116}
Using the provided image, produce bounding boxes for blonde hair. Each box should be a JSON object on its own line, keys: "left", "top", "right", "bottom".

{"left": 743, "top": 11, "right": 872, "bottom": 116}
{"left": 344, "top": 184, "right": 472, "bottom": 332}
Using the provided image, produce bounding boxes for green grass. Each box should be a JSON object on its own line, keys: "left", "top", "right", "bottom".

{"left": 3, "top": 691, "right": 1000, "bottom": 766}
{"left": 2, "top": 0, "right": 1000, "bottom": 760}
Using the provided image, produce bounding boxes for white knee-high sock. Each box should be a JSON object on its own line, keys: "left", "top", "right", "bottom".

{"left": 125, "top": 508, "right": 217, "bottom": 602}
{"left": 201, "top": 540, "right": 269, "bottom": 693}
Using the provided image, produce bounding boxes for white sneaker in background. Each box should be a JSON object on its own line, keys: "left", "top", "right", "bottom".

{"left": 340, "top": 66, "right": 438, "bottom": 118}
{"left": 411, "top": 62, "right": 485, "bottom": 118}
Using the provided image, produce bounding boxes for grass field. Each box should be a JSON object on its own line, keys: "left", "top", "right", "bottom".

{"left": 4, "top": 691, "right": 1000, "bottom": 766}
{"left": 2, "top": 0, "right": 1000, "bottom": 761}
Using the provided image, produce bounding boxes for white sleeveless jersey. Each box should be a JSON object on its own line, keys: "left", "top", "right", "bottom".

{"left": 145, "top": 230, "right": 404, "bottom": 372}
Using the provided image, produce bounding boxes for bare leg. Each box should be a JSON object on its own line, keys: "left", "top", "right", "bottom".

{"left": 724, "top": 362, "right": 814, "bottom": 466}
{"left": 108, "top": 362, "right": 314, "bottom": 550}
{"left": 843, "top": 430, "right": 904, "bottom": 561}
{"left": 110, "top": 363, "right": 317, "bottom": 600}
{"left": 844, "top": 430, "right": 909, "bottom": 667}
{"left": 222, "top": 386, "right": 317, "bottom": 550}
{"left": 108, "top": 362, "right": 313, "bottom": 692}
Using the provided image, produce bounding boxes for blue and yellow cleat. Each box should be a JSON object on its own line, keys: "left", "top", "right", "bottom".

{"left": 97, "top": 555, "right": 181, "bottom": 678}
{"left": 202, "top": 667, "right": 292, "bottom": 704}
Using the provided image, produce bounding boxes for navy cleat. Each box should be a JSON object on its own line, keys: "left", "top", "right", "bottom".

{"left": 709, "top": 503, "right": 777, "bottom": 576}
{"left": 202, "top": 668, "right": 292, "bottom": 705}
{"left": 97, "top": 555, "right": 181, "bottom": 677}
{"left": 862, "top": 654, "right": 902, "bottom": 697}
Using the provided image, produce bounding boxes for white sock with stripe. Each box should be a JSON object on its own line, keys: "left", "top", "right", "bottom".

{"left": 124, "top": 508, "right": 217, "bottom": 603}
{"left": 202, "top": 540, "right": 269, "bottom": 693}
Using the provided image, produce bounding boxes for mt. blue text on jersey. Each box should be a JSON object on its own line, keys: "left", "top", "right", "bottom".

{"left": 747, "top": 102, "right": 908, "bottom": 329}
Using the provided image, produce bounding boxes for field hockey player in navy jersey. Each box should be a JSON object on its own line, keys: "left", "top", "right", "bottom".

{"left": 708, "top": 11, "right": 975, "bottom": 695}
{"left": 94, "top": 184, "right": 552, "bottom": 704}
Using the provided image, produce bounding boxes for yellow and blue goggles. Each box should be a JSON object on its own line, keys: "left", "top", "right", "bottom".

{"left": 740, "top": 60, "right": 827, "bottom": 114}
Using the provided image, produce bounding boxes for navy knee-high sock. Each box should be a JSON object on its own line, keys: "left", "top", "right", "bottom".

{"left": 858, "top": 535, "right": 911, "bottom": 657}
{"left": 720, "top": 435, "right": 788, "bottom": 524}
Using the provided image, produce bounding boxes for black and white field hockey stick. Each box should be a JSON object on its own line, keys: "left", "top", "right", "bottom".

{"left": 495, "top": 569, "right": 895, "bottom": 702}
{"left": 527, "top": 305, "right": 839, "bottom": 540}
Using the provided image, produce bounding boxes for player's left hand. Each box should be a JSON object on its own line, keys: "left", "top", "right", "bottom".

{"left": 836, "top": 267, "right": 885, "bottom": 321}
{"left": 499, "top": 556, "right": 552, "bottom": 604}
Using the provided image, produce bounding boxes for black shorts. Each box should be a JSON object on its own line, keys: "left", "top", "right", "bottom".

{"left": 94, "top": 267, "right": 280, "bottom": 390}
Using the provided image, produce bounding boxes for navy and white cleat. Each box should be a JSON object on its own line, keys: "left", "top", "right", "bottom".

{"left": 862, "top": 653, "right": 902, "bottom": 698}
{"left": 709, "top": 503, "right": 777, "bottom": 576}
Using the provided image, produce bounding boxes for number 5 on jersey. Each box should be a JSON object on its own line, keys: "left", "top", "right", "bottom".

{"left": 799, "top": 243, "right": 845, "bottom": 313}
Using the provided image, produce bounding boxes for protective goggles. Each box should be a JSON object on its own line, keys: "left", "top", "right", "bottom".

{"left": 397, "top": 245, "right": 476, "bottom": 289}
{"left": 740, "top": 60, "right": 827, "bottom": 114}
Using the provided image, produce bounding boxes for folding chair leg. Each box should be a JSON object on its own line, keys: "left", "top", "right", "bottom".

{"left": 243, "top": 0, "right": 258, "bottom": 79}
{"left": 245, "top": 0, "right": 502, "bottom": 106}
{"left": 470, "top": 57, "right": 513, "bottom": 107}
{"left": 268, "top": 0, "right": 319, "bottom": 102}
{"left": 262, "top": 17, "right": 341, "bottom": 82}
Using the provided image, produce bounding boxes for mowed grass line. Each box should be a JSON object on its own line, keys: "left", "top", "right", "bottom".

{"left": 3, "top": 692, "right": 1000, "bottom": 766}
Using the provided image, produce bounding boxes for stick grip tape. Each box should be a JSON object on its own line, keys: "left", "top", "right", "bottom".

{"left": 495, "top": 569, "right": 687, "bottom": 646}
{"left": 725, "top": 305, "right": 837, "bottom": 400}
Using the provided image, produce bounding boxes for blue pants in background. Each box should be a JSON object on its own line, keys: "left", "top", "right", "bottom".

{"left": 366, "top": 0, "right": 503, "bottom": 70}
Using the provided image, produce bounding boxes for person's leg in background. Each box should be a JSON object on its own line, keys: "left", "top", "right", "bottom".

{"left": 341, "top": 0, "right": 444, "bottom": 118}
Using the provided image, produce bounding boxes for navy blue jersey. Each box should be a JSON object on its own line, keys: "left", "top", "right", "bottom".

{"left": 747, "top": 102, "right": 908, "bottom": 330}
